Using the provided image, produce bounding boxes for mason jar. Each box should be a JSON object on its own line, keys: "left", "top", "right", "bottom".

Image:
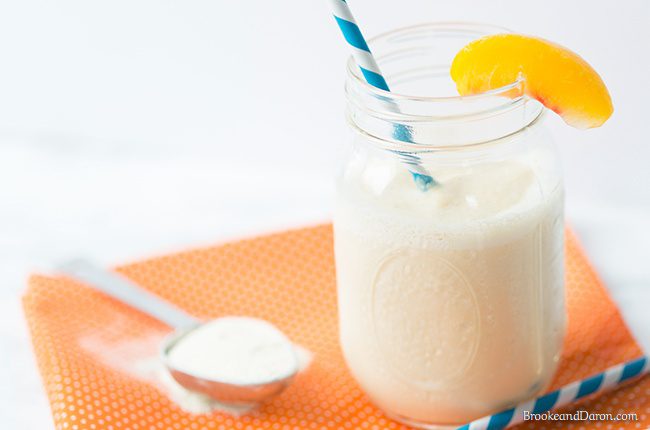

{"left": 333, "top": 23, "right": 566, "bottom": 428}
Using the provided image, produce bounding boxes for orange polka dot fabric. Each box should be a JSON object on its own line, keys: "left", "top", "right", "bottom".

{"left": 23, "top": 225, "right": 649, "bottom": 429}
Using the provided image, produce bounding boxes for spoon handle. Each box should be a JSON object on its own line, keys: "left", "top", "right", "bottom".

{"left": 58, "top": 259, "right": 200, "bottom": 330}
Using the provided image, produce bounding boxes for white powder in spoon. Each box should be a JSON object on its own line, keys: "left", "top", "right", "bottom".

{"left": 167, "top": 316, "right": 298, "bottom": 386}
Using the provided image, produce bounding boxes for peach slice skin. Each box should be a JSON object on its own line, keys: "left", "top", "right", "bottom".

{"left": 450, "top": 34, "right": 613, "bottom": 129}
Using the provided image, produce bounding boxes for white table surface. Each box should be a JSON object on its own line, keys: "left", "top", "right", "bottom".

{"left": 1, "top": 0, "right": 649, "bottom": 428}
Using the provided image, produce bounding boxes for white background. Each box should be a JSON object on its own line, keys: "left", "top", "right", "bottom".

{"left": 1, "top": 0, "right": 649, "bottom": 427}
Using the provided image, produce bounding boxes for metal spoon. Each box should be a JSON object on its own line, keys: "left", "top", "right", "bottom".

{"left": 58, "top": 259, "right": 298, "bottom": 407}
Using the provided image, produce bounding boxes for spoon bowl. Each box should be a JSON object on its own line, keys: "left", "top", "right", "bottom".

{"left": 160, "top": 322, "right": 298, "bottom": 406}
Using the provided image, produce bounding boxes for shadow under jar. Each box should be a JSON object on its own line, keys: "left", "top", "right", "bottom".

{"left": 333, "top": 23, "right": 566, "bottom": 429}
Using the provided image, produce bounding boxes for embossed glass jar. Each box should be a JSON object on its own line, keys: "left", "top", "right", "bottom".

{"left": 333, "top": 23, "right": 566, "bottom": 428}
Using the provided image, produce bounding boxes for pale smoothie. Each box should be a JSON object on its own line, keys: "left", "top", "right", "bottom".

{"left": 334, "top": 158, "right": 565, "bottom": 425}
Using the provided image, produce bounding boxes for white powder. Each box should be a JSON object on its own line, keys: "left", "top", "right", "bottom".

{"left": 167, "top": 317, "right": 298, "bottom": 386}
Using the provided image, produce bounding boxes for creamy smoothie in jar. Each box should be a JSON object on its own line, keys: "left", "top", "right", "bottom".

{"left": 333, "top": 24, "right": 566, "bottom": 428}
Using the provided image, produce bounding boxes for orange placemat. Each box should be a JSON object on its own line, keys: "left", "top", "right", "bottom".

{"left": 23, "top": 225, "right": 649, "bottom": 429}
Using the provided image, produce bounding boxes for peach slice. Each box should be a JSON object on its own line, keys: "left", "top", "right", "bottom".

{"left": 450, "top": 34, "right": 613, "bottom": 129}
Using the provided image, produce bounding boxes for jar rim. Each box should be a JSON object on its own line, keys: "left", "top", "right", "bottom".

{"left": 345, "top": 21, "right": 520, "bottom": 104}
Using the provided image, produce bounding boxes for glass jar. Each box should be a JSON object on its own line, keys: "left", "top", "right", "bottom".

{"left": 333, "top": 23, "right": 566, "bottom": 428}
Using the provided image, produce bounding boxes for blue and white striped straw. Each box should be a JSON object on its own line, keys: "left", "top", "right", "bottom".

{"left": 458, "top": 355, "right": 649, "bottom": 430}
{"left": 329, "top": 0, "right": 436, "bottom": 190}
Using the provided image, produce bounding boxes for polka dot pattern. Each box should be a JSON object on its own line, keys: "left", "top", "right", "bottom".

{"left": 23, "top": 225, "right": 649, "bottom": 429}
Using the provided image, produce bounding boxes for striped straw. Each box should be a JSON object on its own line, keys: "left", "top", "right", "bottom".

{"left": 458, "top": 355, "right": 649, "bottom": 430}
{"left": 329, "top": 0, "right": 436, "bottom": 190}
